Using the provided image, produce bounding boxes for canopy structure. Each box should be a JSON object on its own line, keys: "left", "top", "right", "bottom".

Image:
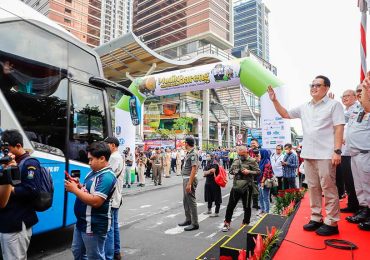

{"left": 95, "top": 32, "right": 262, "bottom": 128}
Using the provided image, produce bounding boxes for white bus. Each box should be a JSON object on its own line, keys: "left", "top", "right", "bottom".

{"left": 0, "top": 0, "right": 137, "bottom": 234}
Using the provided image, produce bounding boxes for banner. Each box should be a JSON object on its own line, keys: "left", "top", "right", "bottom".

{"left": 198, "top": 117, "right": 203, "bottom": 149}
{"left": 117, "top": 57, "right": 290, "bottom": 151}
{"left": 217, "top": 123, "right": 222, "bottom": 147}
{"left": 232, "top": 126, "right": 236, "bottom": 147}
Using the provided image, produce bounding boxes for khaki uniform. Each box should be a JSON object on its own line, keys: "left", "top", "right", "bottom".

{"left": 181, "top": 148, "right": 199, "bottom": 225}
{"left": 151, "top": 153, "right": 163, "bottom": 185}
{"left": 225, "top": 157, "right": 260, "bottom": 225}
{"left": 164, "top": 152, "right": 171, "bottom": 177}
{"left": 137, "top": 155, "right": 147, "bottom": 185}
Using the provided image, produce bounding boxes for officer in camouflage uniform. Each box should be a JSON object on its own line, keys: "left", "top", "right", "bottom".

{"left": 178, "top": 136, "right": 199, "bottom": 231}
{"left": 222, "top": 146, "right": 260, "bottom": 232}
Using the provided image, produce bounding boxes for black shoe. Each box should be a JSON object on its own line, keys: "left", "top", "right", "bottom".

{"left": 178, "top": 220, "right": 191, "bottom": 227}
{"left": 346, "top": 208, "right": 369, "bottom": 223}
{"left": 315, "top": 224, "right": 339, "bottom": 236}
{"left": 358, "top": 220, "right": 370, "bottom": 231}
{"left": 340, "top": 207, "right": 358, "bottom": 213}
{"left": 184, "top": 224, "right": 199, "bottom": 231}
{"left": 303, "top": 220, "right": 323, "bottom": 231}
{"left": 158, "top": 183, "right": 162, "bottom": 185}
{"left": 253, "top": 205, "right": 260, "bottom": 210}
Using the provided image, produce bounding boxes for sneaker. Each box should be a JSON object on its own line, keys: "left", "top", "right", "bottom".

{"left": 222, "top": 221, "right": 230, "bottom": 232}
{"left": 315, "top": 224, "right": 339, "bottom": 236}
{"left": 303, "top": 220, "right": 323, "bottom": 231}
{"left": 206, "top": 209, "right": 212, "bottom": 214}
{"left": 210, "top": 213, "right": 219, "bottom": 217}
{"left": 184, "top": 224, "right": 199, "bottom": 231}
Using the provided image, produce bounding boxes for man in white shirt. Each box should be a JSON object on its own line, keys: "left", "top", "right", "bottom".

{"left": 104, "top": 137, "right": 124, "bottom": 260}
{"left": 270, "top": 144, "right": 284, "bottom": 191}
{"left": 268, "top": 75, "right": 345, "bottom": 236}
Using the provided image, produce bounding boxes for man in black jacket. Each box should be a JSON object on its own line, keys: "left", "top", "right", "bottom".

{"left": 0, "top": 130, "right": 40, "bottom": 260}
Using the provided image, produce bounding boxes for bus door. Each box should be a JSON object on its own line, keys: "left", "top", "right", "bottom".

{"left": 64, "top": 82, "right": 109, "bottom": 226}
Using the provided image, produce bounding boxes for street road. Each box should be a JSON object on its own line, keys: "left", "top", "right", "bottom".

{"left": 28, "top": 173, "right": 261, "bottom": 260}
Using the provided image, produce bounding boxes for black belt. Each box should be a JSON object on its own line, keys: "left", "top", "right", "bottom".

{"left": 360, "top": 150, "right": 369, "bottom": 154}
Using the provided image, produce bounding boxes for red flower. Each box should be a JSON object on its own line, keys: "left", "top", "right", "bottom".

{"left": 220, "top": 256, "right": 233, "bottom": 260}
{"left": 239, "top": 249, "right": 247, "bottom": 260}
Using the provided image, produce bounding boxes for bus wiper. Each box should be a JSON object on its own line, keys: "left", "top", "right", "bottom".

{"left": 89, "top": 77, "right": 134, "bottom": 97}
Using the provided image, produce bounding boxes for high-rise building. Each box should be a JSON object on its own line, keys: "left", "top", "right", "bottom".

{"left": 132, "top": 0, "right": 234, "bottom": 60}
{"left": 100, "top": 0, "right": 132, "bottom": 45}
{"left": 22, "top": 0, "right": 133, "bottom": 47}
{"left": 232, "top": 0, "right": 270, "bottom": 61}
{"left": 21, "top": 0, "right": 102, "bottom": 47}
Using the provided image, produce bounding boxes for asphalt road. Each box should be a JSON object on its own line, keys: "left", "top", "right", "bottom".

{"left": 28, "top": 173, "right": 261, "bottom": 260}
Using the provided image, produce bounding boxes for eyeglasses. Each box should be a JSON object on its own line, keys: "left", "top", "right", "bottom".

{"left": 341, "top": 94, "right": 355, "bottom": 99}
{"left": 356, "top": 89, "right": 362, "bottom": 93}
{"left": 309, "top": 83, "right": 326, "bottom": 89}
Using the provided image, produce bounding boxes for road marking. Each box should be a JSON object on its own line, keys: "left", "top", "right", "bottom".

{"left": 140, "top": 205, "right": 152, "bottom": 208}
{"left": 222, "top": 194, "right": 230, "bottom": 199}
{"left": 194, "top": 232, "right": 204, "bottom": 237}
{"left": 165, "top": 212, "right": 182, "bottom": 218}
{"left": 196, "top": 202, "right": 205, "bottom": 207}
{"left": 206, "top": 232, "right": 217, "bottom": 238}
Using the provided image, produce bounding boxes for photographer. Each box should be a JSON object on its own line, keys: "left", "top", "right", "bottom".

{"left": 0, "top": 129, "right": 40, "bottom": 260}
{"left": 222, "top": 146, "right": 260, "bottom": 232}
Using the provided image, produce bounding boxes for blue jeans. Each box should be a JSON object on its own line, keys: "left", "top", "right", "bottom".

{"left": 259, "top": 185, "right": 271, "bottom": 213}
{"left": 71, "top": 227, "right": 106, "bottom": 260}
{"left": 105, "top": 208, "right": 120, "bottom": 259}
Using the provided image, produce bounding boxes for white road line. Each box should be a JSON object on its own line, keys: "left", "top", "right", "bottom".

{"left": 222, "top": 194, "right": 230, "bottom": 199}
{"left": 206, "top": 232, "right": 217, "bottom": 238}
{"left": 196, "top": 202, "right": 205, "bottom": 207}
{"left": 140, "top": 205, "right": 152, "bottom": 208}
{"left": 194, "top": 232, "right": 204, "bottom": 237}
{"left": 165, "top": 212, "right": 182, "bottom": 218}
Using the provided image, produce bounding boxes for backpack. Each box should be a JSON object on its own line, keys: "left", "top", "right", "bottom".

{"left": 18, "top": 157, "right": 54, "bottom": 212}
{"left": 214, "top": 164, "right": 228, "bottom": 188}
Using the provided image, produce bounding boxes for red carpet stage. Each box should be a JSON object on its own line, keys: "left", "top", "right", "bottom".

{"left": 274, "top": 193, "right": 370, "bottom": 260}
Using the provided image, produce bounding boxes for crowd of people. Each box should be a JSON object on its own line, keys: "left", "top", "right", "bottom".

{"left": 0, "top": 73, "right": 369, "bottom": 259}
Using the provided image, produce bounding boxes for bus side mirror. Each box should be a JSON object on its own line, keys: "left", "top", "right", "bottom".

{"left": 129, "top": 96, "right": 141, "bottom": 126}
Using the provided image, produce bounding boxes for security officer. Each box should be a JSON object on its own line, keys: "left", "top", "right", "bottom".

{"left": 0, "top": 129, "right": 40, "bottom": 259}
{"left": 346, "top": 82, "right": 370, "bottom": 231}
{"left": 178, "top": 136, "right": 199, "bottom": 231}
{"left": 150, "top": 147, "right": 163, "bottom": 186}
{"left": 222, "top": 145, "right": 260, "bottom": 232}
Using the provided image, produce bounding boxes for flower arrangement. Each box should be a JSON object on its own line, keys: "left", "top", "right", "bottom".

{"left": 245, "top": 226, "right": 281, "bottom": 260}
{"left": 273, "top": 188, "right": 306, "bottom": 215}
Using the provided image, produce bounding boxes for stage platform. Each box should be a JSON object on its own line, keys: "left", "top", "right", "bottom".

{"left": 274, "top": 193, "right": 370, "bottom": 260}
{"left": 196, "top": 192, "right": 370, "bottom": 260}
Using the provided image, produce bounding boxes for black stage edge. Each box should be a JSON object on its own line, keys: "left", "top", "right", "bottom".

{"left": 220, "top": 225, "right": 252, "bottom": 259}
{"left": 247, "top": 214, "right": 287, "bottom": 257}
{"left": 269, "top": 200, "right": 302, "bottom": 259}
{"left": 195, "top": 235, "right": 230, "bottom": 260}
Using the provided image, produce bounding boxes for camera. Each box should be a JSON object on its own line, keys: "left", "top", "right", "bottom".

{"left": 0, "top": 141, "right": 21, "bottom": 185}
{"left": 357, "top": 111, "right": 365, "bottom": 123}
{"left": 252, "top": 148, "right": 259, "bottom": 155}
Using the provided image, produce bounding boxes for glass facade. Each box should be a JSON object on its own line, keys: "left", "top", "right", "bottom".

{"left": 232, "top": 0, "right": 270, "bottom": 61}
{"left": 132, "top": 0, "right": 233, "bottom": 51}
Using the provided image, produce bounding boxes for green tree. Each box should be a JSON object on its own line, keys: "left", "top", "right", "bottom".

{"left": 155, "top": 128, "right": 175, "bottom": 139}
{"left": 173, "top": 117, "right": 194, "bottom": 134}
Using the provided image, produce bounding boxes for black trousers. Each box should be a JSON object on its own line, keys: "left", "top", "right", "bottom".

{"left": 339, "top": 156, "right": 359, "bottom": 210}
{"left": 171, "top": 158, "right": 176, "bottom": 172}
{"left": 225, "top": 186, "right": 253, "bottom": 224}
{"left": 145, "top": 162, "right": 152, "bottom": 177}
{"left": 336, "top": 164, "right": 345, "bottom": 198}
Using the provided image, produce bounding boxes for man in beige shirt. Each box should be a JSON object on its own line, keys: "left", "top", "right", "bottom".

{"left": 267, "top": 75, "right": 345, "bottom": 236}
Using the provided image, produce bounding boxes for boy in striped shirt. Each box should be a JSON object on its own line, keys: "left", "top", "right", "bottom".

{"left": 65, "top": 141, "right": 117, "bottom": 260}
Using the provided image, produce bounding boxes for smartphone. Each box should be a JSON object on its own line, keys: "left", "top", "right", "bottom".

{"left": 65, "top": 171, "right": 79, "bottom": 183}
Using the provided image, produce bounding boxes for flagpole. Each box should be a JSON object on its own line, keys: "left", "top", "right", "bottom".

{"left": 359, "top": 0, "right": 368, "bottom": 82}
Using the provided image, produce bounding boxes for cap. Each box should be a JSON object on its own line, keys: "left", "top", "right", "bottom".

{"left": 104, "top": 136, "right": 119, "bottom": 147}
{"left": 185, "top": 136, "right": 195, "bottom": 147}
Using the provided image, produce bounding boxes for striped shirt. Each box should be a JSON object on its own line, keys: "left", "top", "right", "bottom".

{"left": 74, "top": 167, "right": 117, "bottom": 235}
{"left": 282, "top": 153, "right": 298, "bottom": 178}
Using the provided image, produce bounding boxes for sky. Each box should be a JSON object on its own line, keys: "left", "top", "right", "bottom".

{"left": 263, "top": 0, "right": 362, "bottom": 134}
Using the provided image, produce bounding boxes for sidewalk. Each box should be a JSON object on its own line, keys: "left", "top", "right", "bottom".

{"left": 122, "top": 172, "right": 191, "bottom": 197}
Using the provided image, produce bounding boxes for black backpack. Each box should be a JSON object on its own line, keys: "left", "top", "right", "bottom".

{"left": 18, "top": 157, "right": 54, "bottom": 212}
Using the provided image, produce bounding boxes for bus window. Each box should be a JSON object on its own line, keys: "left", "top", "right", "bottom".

{"left": 68, "top": 43, "right": 99, "bottom": 76}
{"left": 0, "top": 21, "right": 68, "bottom": 69}
{"left": 0, "top": 66, "right": 68, "bottom": 156}
{"left": 0, "top": 50, "right": 68, "bottom": 96}
{"left": 69, "top": 84, "right": 107, "bottom": 163}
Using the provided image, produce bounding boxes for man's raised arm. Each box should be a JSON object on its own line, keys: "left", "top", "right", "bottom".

{"left": 267, "top": 85, "right": 291, "bottom": 119}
